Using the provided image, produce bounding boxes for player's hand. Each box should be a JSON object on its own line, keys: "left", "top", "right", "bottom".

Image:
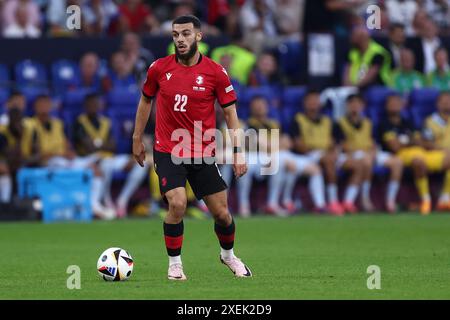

{"left": 132, "top": 137, "right": 146, "bottom": 167}
{"left": 233, "top": 152, "right": 247, "bottom": 178}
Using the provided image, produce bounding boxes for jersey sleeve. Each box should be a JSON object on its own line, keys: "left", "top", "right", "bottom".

{"left": 142, "top": 60, "right": 159, "bottom": 99}
{"left": 214, "top": 65, "right": 237, "bottom": 108}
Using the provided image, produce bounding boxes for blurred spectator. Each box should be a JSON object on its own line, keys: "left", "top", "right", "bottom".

{"left": 0, "top": 99, "right": 33, "bottom": 202}
{"left": 273, "top": 0, "right": 304, "bottom": 38}
{"left": 0, "top": 91, "right": 27, "bottom": 126}
{"left": 411, "top": 18, "right": 442, "bottom": 73}
{"left": 28, "top": 94, "right": 114, "bottom": 219}
{"left": 82, "top": 0, "right": 119, "bottom": 36}
{"left": 118, "top": 0, "right": 159, "bottom": 34}
{"left": 387, "top": 23, "right": 407, "bottom": 69}
{"left": 75, "top": 52, "right": 107, "bottom": 92}
{"left": 385, "top": 0, "right": 418, "bottom": 36}
{"left": 46, "top": 0, "right": 82, "bottom": 36}
{"left": 391, "top": 48, "right": 426, "bottom": 93}
{"left": 248, "top": 52, "right": 284, "bottom": 87}
{"left": 106, "top": 51, "right": 137, "bottom": 90}
{"left": 119, "top": 32, "right": 155, "bottom": 83}
{"left": 207, "top": 0, "right": 244, "bottom": 35}
{"left": 160, "top": 2, "right": 220, "bottom": 36}
{"left": 3, "top": 3, "right": 41, "bottom": 38}
{"left": 420, "top": 0, "right": 450, "bottom": 35}
{"left": 72, "top": 93, "right": 148, "bottom": 218}
{"left": 303, "top": 0, "right": 365, "bottom": 35}
{"left": 2, "top": 0, "right": 41, "bottom": 31}
{"left": 211, "top": 31, "right": 257, "bottom": 85}
{"left": 240, "top": 0, "right": 280, "bottom": 54}
{"left": 427, "top": 46, "right": 450, "bottom": 90}
{"left": 412, "top": 8, "right": 429, "bottom": 35}
{"left": 343, "top": 26, "right": 392, "bottom": 89}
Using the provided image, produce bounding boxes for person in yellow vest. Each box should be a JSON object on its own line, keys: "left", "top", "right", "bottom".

{"left": 380, "top": 93, "right": 450, "bottom": 215}
{"left": 334, "top": 94, "right": 404, "bottom": 213}
{"left": 27, "top": 95, "right": 114, "bottom": 219}
{"left": 343, "top": 26, "right": 392, "bottom": 89}
{"left": 236, "top": 96, "right": 323, "bottom": 217}
{"left": 422, "top": 91, "right": 450, "bottom": 211}
{"left": 0, "top": 102, "right": 34, "bottom": 202}
{"left": 73, "top": 93, "right": 149, "bottom": 218}
{"left": 289, "top": 90, "right": 364, "bottom": 215}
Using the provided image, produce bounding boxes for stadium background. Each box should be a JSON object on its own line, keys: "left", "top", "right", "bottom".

{"left": 0, "top": 0, "right": 449, "bottom": 301}
{"left": 2, "top": 0, "right": 450, "bottom": 218}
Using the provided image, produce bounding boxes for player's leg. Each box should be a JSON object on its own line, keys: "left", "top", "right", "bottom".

{"left": 153, "top": 150, "right": 189, "bottom": 280}
{"left": 0, "top": 161, "right": 12, "bottom": 203}
{"left": 340, "top": 157, "right": 364, "bottom": 214}
{"left": 116, "top": 156, "right": 149, "bottom": 217}
{"left": 433, "top": 151, "right": 450, "bottom": 211}
{"left": 411, "top": 157, "right": 430, "bottom": 215}
{"left": 303, "top": 161, "right": 326, "bottom": 212}
{"left": 203, "top": 190, "right": 252, "bottom": 277}
{"left": 164, "top": 187, "right": 188, "bottom": 280}
{"left": 236, "top": 154, "right": 259, "bottom": 217}
{"left": 266, "top": 150, "right": 291, "bottom": 215}
{"left": 187, "top": 161, "right": 251, "bottom": 277}
{"left": 359, "top": 151, "right": 376, "bottom": 212}
{"left": 321, "top": 149, "right": 344, "bottom": 215}
{"left": 379, "top": 153, "right": 403, "bottom": 213}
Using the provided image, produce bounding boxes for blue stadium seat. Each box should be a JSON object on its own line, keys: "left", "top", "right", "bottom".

{"left": 63, "top": 88, "right": 96, "bottom": 112}
{"left": 239, "top": 86, "right": 280, "bottom": 107}
{"left": 106, "top": 87, "right": 140, "bottom": 110}
{"left": 282, "top": 86, "right": 306, "bottom": 109}
{"left": 0, "top": 89, "right": 9, "bottom": 108}
{"left": 52, "top": 59, "right": 79, "bottom": 95}
{"left": 15, "top": 60, "right": 48, "bottom": 88}
{"left": 409, "top": 88, "right": 440, "bottom": 108}
{"left": 107, "top": 109, "right": 136, "bottom": 154}
{"left": 276, "top": 40, "right": 302, "bottom": 82}
{"left": 410, "top": 104, "right": 436, "bottom": 128}
{"left": 0, "top": 64, "right": 10, "bottom": 88}
{"left": 364, "top": 86, "right": 398, "bottom": 111}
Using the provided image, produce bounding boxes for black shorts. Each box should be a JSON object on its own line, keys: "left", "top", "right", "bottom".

{"left": 153, "top": 150, "right": 228, "bottom": 201}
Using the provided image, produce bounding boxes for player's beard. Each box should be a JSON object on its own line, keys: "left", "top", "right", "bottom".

{"left": 175, "top": 41, "right": 198, "bottom": 62}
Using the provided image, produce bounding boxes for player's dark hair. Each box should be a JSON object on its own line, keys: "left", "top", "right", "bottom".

{"left": 172, "top": 15, "right": 201, "bottom": 29}
{"left": 84, "top": 92, "right": 101, "bottom": 104}
{"left": 437, "top": 91, "right": 450, "bottom": 101}
{"left": 303, "top": 88, "right": 321, "bottom": 101}
{"left": 34, "top": 94, "right": 51, "bottom": 103}
{"left": 8, "top": 90, "right": 24, "bottom": 99}
{"left": 389, "top": 22, "right": 405, "bottom": 32}
{"left": 346, "top": 93, "right": 365, "bottom": 103}
{"left": 384, "top": 92, "right": 403, "bottom": 105}
{"left": 250, "top": 95, "right": 268, "bottom": 104}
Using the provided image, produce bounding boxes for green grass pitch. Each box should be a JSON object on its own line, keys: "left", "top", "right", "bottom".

{"left": 0, "top": 214, "right": 449, "bottom": 300}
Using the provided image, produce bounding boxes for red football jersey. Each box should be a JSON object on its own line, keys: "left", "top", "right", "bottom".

{"left": 142, "top": 54, "right": 237, "bottom": 158}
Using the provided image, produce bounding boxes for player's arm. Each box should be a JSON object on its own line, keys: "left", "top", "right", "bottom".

{"left": 132, "top": 94, "right": 153, "bottom": 167}
{"left": 222, "top": 104, "right": 247, "bottom": 178}
{"left": 133, "top": 61, "right": 159, "bottom": 167}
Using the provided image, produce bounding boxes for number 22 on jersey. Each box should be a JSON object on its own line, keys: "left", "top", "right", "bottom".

{"left": 174, "top": 94, "right": 188, "bottom": 112}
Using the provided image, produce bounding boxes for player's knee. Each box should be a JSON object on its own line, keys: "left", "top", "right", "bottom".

{"left": 167, "top": 194, "right": 187, "bottom": 216}
{"left": 305, "top": 163, "right": 320, "bottom": 176}
{"left": 390, "top": 157, "right": 403, "bottom": 171}
{"left": 215, "top": 206, "right": 231, "bottom": 225}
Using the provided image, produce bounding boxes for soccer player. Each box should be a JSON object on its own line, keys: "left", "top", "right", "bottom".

{"left": 380, "top": 93, "right": 450, "bottom": 215}
{"left": 72, "top": 93, "right": 149, "bottom": 218}
{"left": 0, "top": 100, "right": 33, "bottom": 202}
{"left": 422, "top": 91, "right": 450, "bottom": 210}
{"left": 290, "top": 90, "right": 364, "bottom": 215}
{"left": 334, "top": 94, "right": 403, "bottom": 213}
{"left": 132, "top": 15, "right": 252, "bottom": 280}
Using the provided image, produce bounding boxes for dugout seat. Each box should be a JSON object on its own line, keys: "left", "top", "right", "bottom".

{"left": 52, "top": 60, "right": 79, "bottom": 95}
{"left": 106, "top": 87, "right": 140, "bottom": 110}
{"left": 15, "top": 60, "right": 48, "bottom": 88}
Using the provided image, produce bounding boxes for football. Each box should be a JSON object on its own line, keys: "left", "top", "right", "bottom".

{"left": 97, "top": 247, "right": 134, "bottom": 281}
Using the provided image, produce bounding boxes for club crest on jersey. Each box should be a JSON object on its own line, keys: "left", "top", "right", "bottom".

{"left": 196, "top": 75, "right": 204, "bottom": 85}
{"left": 193, "top": 75, "right": 206, "bottom": 91}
